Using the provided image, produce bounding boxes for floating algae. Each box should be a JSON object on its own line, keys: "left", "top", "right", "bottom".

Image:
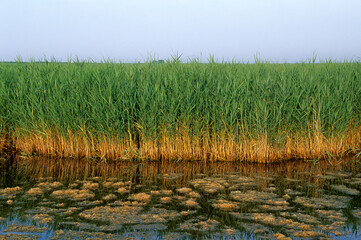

{"left": 0, "top": 233, "right": 40, "bottom": 239}
{"left": 325, "top": 171, "right": 352, "bottom": 178}
{"left": 231, "top": 212, "right": 313, "bottom": 231}
{"left": 230, "top": 190, "right": 278, "bottom": 203}
{"left": 273, "top": 232, "right": 291, "bottom": 240}
{"left": 280, "top": 212, "right": 319, "bottom": 224}
{"left": 179, "top": 218, "right": 220, "bottom": 232}
{"left": 79, "top": 204, "right": 143, "bottom": 224}
{"left": 294, "top": 195, "right": 351, "bottom": 209}
{"left": 112, "top": 181, "right": 132, "bottom": 188}
{"left": 128, "top": 192, "right": 151, "bottom": 203}
{"left": 211, "top": 199, "right": 240, "bottom": 211}
{"left": 157, "top": 173, "right": 184, "bottom": 180}
{"left": 176, "top": 187, "right": 192, "bottom": 194}
{"left": 3, "top": 224, "right": 47, "bottom": 233}
{"left": 316, "top": 175, "right": 336, "bottom": 180}
{"left": 284, "top": 189, "right": 303, "bottom": 196}
{"left": 0, "top": 186, "right": 22, "bottom": 199}
{"left": 25, "top": 188, "right": 43, "bottom": 196}
{"left": 25, "top": 207, "right": 61, "bottom": 215}
{"left": 26, "top": 213, "right": 53, "bottom": 225}
{"left": 187, "top": 191, "right": 201, "bottom": 198}
{"left": 160, "top": 196, "right": 172, "bottom": 204}
{"left": 189, "top": 177, "right": 227, "bottom": 194}
{"left": 259, "top": 204, "right": 291, "bottom": 211}
{"left": 315, "top": 209, "right": 346, "bottom": 222}
{"left": 133, "top": 223, "right": 168, "bottom": 231}
{"left": 345, "top": 178, "right": 361, "bottom": 186}
{"left": 49, "top": 230, "right": 123, "bottom": 240}
{"left": 1, "top": 159, "right": 361, "bottom": 239}
{"left": 79, "top": 202, "right": 181, "bottom": 225}
{"left": 116, "top": 187, "right": 129, "bottom": 194}
{"left": 37, "top": 182, "right": 62, "bottom": 191}
{"left": 51, "top": 189, "right": 95, "bottom": 201}
{"left": 59, "top": 221, "right": 122, "bottom": 232}
{"left": 74, "top": 200, "right": 102, "bottom": 207}
{"left": 292, "top": 230, "right": 325, "bottom": 238}
{"left": 160, "top": 189, "right": 173, "bottom": 195}
{"left": 181, "top": 199, "right": 199, "bottom": 208}
{"left": 150, "top": 190, "right": 160, "bottom": 195}
{"left": 81, "top": 182, "right": 99, "bottom": 190}
{"left": 352, "top": 209, "right": 361, "bottom": 218}
{"left": 238, "top": 222, "right": 270, "bottom": 235}
{"left": 102, "top": 193, "right": 117, "bottom": 201}
{"left": 331, "top": 184, "right": 360, "bottom": 195}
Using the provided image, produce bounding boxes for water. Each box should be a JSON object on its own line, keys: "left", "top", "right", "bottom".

{"left": 0, "top": 157, "right": 361, "bottom": 239}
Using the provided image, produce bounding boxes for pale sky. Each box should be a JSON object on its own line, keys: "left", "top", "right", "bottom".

{"left": 1, "top": 0, "right": 361, "bottom": 62}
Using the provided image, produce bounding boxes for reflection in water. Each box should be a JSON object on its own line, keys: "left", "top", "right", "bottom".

{"left": 0, "top": 156, "right": 360, "bottom": 239}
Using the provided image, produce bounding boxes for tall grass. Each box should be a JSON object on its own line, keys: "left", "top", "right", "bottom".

{"left": 0, "top": 59, "right": 360, "bottom": 162}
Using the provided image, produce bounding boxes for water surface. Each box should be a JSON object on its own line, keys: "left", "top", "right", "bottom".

{"left": 1, "top": 157, "right": 361, "bottom": 239}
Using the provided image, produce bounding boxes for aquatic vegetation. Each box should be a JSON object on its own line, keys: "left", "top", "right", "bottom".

{"left": 280, "top": 212, "right": 319, "bottom": 224}
{"left": 74, "top": 200, "right": 102, "bottom": 207}
{"left": 179, "top": 218, "right": 220, "bottom": 232}
{"left": 331, "top": 184, "right": 360, "bottom": 195}
{"left": 284, "top": 189, "right": 303, "bottom": 196}
{"left": 189, "top": 177, "right": 227, "bottom": 193}
{"left": 212, "top": 199, "right": 239, "bottom": 211}
{"left": 352, "top": 209, "right": 361, "bottom": 218}
{"left": 316, "top": 175, "right": 336, "bottom": 180}
{"left": 273, "top": 233, "right": 291, "bottom": 240}
{"left": 150, "top": 190, "right": 160, "bottom": 195}
{"left": 26, "top": 188, "right": 43, "bottom": 196}
{"left": 3, "top": 224, "right": 47, "bottom": 233}
{"left": 37, "top": 182, "right": 62, "bottom": 191}
{"left": 325, "top": 171, "right": 352, "bottom": 178}
{"left": 0, "top": 186, "right": 22, "bottom": 199}
{"left": 80, "top": 204, "right": 181, "bottom": 225}
{"left": 345, "top": 177, "right": 361, "bottom": 186}
{"left": 128, "top": 192, "right": 151, "bottom": 203}
{"left": 294, "top": 195, "right": 351, "bottom": 209}
{"left": 239, "top": 222, "right": 270, "bottom": 235}
{"left": 49, "top": 229, "right": 123, "bottom": 240}
{"left": 176, "top": 187, "right": 192, "bottom": 194}
{"left": 51, "top": 189, "right": 95, "bottom": 201}
{"left": 187, "top": 191, "right": 201, "bottom": 198}
{"left": 116, "top": 187, "right": 129, "bottom": 194}
{"left": 133, "top": 223, "right": 168, "bottom": 231}
{"left": 160, "top": 196, "right": 172, "bottom": 204}
{"left": 26, "top": 213, "right": 53, "bottom": 225}
{"left": 81, "top": 182, "right": 99, "bottom": 190}
{"left": 315, "top": 209, "right": 346, "bottom": 222}
{"left": 161, "top": 189, "right": 173, "bottom": 195}
{"left": 1, "top": 160, "right": 361, "bottom": 239}
{"left": 181, "top": 199, "right": 199, "bottom": 208}
{"left": 230, "top": 190, "right": 277, "bottom": 203}
{"left": 259, "top": 204, "right": 291, "bottom": 211}
{"left": 158, "top": 173, "right": 184, "bottom": 180}
{"left": 102, "top": 193, "right": 117, "bottom": 201}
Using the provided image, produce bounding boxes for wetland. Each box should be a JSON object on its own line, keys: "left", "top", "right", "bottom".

{"left": 1, "top": 157, "right": 361, "bottom": 239}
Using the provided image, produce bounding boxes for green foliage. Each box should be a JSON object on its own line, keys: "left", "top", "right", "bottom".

{"left": 0, "top": 60, "right": 360, "bottom": 143}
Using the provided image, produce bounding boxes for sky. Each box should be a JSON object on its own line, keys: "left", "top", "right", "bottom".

{"left": 1, "top": 0, "right": 361, "bottom": 63}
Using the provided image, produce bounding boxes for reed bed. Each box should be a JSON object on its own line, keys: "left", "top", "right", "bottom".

{"left": 0, "top": 60, "right": 360, "bottom": 162}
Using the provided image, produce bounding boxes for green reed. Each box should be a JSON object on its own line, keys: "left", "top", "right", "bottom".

{"left": 0, "top": 59, "right": 360, "bottom": 156}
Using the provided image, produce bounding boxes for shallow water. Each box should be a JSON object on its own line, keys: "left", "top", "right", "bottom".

{"left": 0, "top": 157, "right": 361, "bottom": 239}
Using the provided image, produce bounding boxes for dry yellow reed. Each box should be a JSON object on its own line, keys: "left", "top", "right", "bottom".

{"left": 11, "top": 124, "right": 361, "bottom": 163}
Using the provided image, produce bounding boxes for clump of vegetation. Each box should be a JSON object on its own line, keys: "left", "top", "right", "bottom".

{"left": 1, "top": 59, "right": 360, "bottom": 162}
